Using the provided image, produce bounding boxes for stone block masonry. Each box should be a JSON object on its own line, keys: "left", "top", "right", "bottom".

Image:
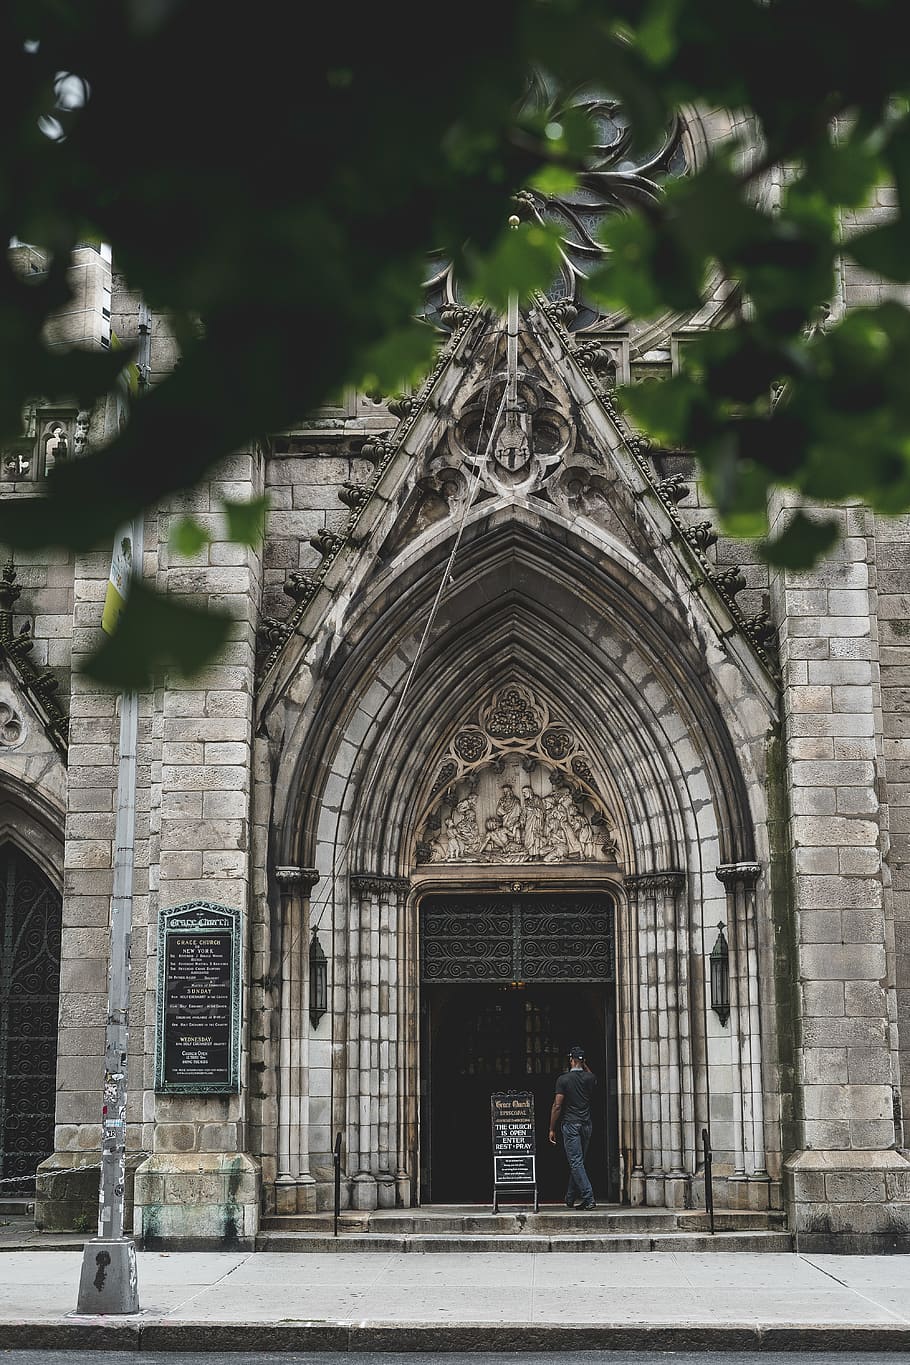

{"left": 771, "top": 498, "right": 910, "bottom": 1252}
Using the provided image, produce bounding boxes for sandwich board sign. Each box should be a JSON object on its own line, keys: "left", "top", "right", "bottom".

{"left": 491, "top": 1090, "right": 538, "bottom": 1212}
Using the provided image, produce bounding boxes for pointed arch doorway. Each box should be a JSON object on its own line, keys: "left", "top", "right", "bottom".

{"left": 0, "top": 844, "right": 62, "bottom": 1191}
{"left": 419, "top": 891, "right": 619, "bottom": 1205}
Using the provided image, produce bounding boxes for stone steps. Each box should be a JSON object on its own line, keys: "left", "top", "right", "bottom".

{"left": 0, "top": 1200, "right": 34, "bottom": 1218}
{"left": 256, "top": 1229, "right": 792, "bottom": 1253}
{"left": 257, "top": 1206, "right": 792, "bottom": 1252}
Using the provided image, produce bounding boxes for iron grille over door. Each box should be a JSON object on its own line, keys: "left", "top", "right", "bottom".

{"left": 420, "top": 894, "right": 615, "bottom": 983}
{"left": 0, "top": 847, "right": 62, "bottom": 1190}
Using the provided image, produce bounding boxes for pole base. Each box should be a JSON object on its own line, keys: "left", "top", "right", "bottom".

{"left": 76, "top": 1237, "right": 140, "bottom": 1315}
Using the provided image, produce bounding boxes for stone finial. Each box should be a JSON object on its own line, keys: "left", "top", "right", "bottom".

{"left": 283, "top": 570, "right": 317, "bottom": 606}
{"left": 337, "top": 481, "right": 372, "bottom": 511}
{"left": 684, "top": 521, "right": 719, "bottom": 553}
{"left": 0, "top": 562, "right": 21, "bottom": 617}
{"left": 359, "top": 433, "right": 393, "bottom": 466}
{"left": 656, "top": 475, "right": 690, "bottom": 505}
{"left": 573, "top": 340, "right": 617, "bottom": 384}
{"left": 387, "top": 394, "right": 415, "bottom": 421}
{"left": 710, "top": 566, "right": 747, "bottom": 597}
{"left": 743, "top": 612, "right": 776, "bottom": 648}
{"left": 257, "top": 617, "right": 293, "bottom": 651}
{"left": 309, "top": 528, "right": 343, "bottom": 561}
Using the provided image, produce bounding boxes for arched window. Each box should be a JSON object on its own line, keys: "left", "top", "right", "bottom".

{"left": 0, "top": 845, "right": 62, "bottom": 1191}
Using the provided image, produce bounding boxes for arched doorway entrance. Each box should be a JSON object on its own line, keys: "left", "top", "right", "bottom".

{"left": 419, "top": 892, "right": 618, "bottom": 1204}
{"left": 0, "top": 845, "right": 62, "bottom": 1191}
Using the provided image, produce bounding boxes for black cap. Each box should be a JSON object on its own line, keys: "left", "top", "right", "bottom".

{"left": 569, "top": 1045, "right": 585, "bottom": 1060}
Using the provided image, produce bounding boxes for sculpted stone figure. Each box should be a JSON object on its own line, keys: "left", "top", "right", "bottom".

{"left": 496, "top": 783, "right": 524, "bottom": 845}
{"left": 73, "top": 410, "right": 90, "bottom": 456}
{"left": 542, "top": 792, "right": 569, "bottom": 862}
{"left": 448, "top": 793, "right": 480, "bottom": 858}
{"left": 521, "top": 785, "right": 545, "bottom": 859}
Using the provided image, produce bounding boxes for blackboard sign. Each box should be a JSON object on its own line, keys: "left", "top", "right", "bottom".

{"left": 155, "top": 901, "right": 241, "bottom": 1093}
{"left": 491, "top": 1091, "right": 536, "bottom": 1187}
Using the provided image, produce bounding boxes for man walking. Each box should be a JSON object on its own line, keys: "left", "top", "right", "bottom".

{"left": 549, "top": 1045, "right": 596, "bottom": 1209}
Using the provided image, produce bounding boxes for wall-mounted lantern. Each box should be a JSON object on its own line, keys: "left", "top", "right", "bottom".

{"left": 309, "top": 931, "right": 328, "bottom": 1028}
{"left": 709, "top": 921, "right": 730, "bottom": 1026}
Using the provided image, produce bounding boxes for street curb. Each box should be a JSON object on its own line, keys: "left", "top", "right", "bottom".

{"left": 3, "top": 1320, "right": 910, "bottom": 1352}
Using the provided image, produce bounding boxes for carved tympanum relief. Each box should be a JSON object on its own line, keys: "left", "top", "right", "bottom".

{"left": 415, "top": 684, "right": 620, "bottom": 867}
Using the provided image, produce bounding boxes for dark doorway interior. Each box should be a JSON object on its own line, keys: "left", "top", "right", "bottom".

{"left": 0, "top": 845, "right": 62, "bottom": 1191}
{"left": 419, "top": 894, "right": 618, "bottom": 1205}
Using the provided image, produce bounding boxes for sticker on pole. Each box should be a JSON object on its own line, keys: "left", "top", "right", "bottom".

{"left": 102, "top": 530, "right": 134, "bottom": 636}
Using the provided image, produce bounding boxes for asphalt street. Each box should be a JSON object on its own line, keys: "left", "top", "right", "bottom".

{"left": 3, "top": 1356, "right": 910, "bottom": 1364}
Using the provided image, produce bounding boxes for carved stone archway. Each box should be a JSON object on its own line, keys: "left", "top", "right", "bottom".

{"left": 267, "top": 512, "right": 774, "bottom": 1213}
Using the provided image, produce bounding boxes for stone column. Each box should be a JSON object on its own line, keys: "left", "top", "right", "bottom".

{"left": 274, "top": 865, "right": 319, "bottom": 1214}
{"left": 771, "top": 500, "right": 910, "bottom": 1251}
{"left": 348, "top": 873, "right": 408, "bottom": 1210}
{"left": 626, "top": 870, "right": 687, "bottom": 1206}
{"left": 716, "top": 863, "right": 766, "bottom": 1183}
{"left": 35, "top": 548, "right": 127, "bottom": 1230}
{"left": 620, "top": 882, "right": 646, "bottom": 1205}
{"left": 132, "top": 445, "right": 264, "bottom": 1250}
{"left": 396, "top": 880, "right": 417, "bottom": 1207}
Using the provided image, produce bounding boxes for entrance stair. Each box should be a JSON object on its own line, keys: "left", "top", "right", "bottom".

{"left": 257, "top": 1204, "right": 791, "bottom": 1253}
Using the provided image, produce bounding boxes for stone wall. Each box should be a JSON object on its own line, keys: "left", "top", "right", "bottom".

{"left": 874, "top": 511, "right": 910, "bottom": 1146}
{"left": 770, "top": 496, "right": 910, "bottom": 1250}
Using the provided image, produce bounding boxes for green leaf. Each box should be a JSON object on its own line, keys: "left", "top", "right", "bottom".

{"left": 83, "top": 581, "right": 232, "bottom": 690}
{"left": 223, "top": 495, "right": 269, "bottom": 546}
{"left": 801, "top": 133, "right": 883, "bottom": 210}
{"left": 848, "top": 221, "right": 910, "bottom": 282}
{"left": 464, "top": 222, "right": 564, "bottom": 310}
{"left": 354, "top": 321, "right": 438, "bottom": 394}
{"left": 588, "top": 216, "right": 665, "bottom": 317}
{"left": 169, "top": 516, "right": 211, "bottom": 558}
{"left": 527, "top": 164, "right": 579, "bottom": 196}
{"left": 616, "top": 373, "right": 705, "bottom": 445}
{"left": 760, "top": 511, "right": 841, "bottom": 570}
{"left": 635, "top": 0, "right": 682, "bottom": 66}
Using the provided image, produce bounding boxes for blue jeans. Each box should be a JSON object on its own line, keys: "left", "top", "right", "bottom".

{"left": 562, "top": 1120, "right": 593, "bottom": 1206}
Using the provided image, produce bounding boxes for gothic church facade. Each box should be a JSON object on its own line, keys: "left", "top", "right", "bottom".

{"left": 1, "top": 103, "right": 909, "bottom": 1252}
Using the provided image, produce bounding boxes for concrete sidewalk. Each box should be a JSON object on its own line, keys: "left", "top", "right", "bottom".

{"left": 1, "top": 1249, "right": 910, "bottom": 1352}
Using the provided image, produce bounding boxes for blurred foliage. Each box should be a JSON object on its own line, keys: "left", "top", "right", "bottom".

{"left": 2, "top": 0, "right": 910, "bottom": 684}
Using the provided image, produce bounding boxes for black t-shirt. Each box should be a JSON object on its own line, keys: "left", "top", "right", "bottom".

{"left": 555, "top": 1067, "right": 596, "bottom": 1122}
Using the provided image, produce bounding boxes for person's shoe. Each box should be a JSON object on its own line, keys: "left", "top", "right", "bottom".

{"left": 579, "top": 1200, "right": 597, "bottom": 1210}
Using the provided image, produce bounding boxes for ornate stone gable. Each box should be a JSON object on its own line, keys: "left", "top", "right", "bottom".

{"left": 256, "top": 301, "right": 779, "bottom": 714}
{"left": 415, "top": 683, "right": 621, "bottom": 867}
{"left": 0, "top": 563, "right": 67, "bottom": 755}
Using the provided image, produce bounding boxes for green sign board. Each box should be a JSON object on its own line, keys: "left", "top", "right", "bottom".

{"left": 155, "top": 901, "right": 241, "bottom": 1094}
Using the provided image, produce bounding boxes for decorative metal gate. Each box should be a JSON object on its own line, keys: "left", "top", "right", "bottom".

{"left": 420, "top": 894, "right": 615, "bottom": 983}
{"left": 420, "top": 894, "right": 619, "bottom": 1202}
{"left": 0, "top": 847, "right": 62, "bottom": 1190}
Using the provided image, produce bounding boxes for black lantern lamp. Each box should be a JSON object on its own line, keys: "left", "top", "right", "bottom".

{"left": 709, "top": 921, "right": 730, "bottom": 1026}
{"left": 309, "top": 931, "right": 328, "bottom": 1028}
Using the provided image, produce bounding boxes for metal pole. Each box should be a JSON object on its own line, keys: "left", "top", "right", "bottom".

{"left": 702, "top": 1126, "right": 715, "bottom": 1235}
{"left": 333, "top": 1131, "right": 342, "bottom": 1237}
{"left": 77, "top": 302, "right": 150, "bottom": 1315}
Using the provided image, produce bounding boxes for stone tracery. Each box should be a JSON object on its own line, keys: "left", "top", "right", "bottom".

{"left": 415, "top": 683, "right": 620, "bottom": 866}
